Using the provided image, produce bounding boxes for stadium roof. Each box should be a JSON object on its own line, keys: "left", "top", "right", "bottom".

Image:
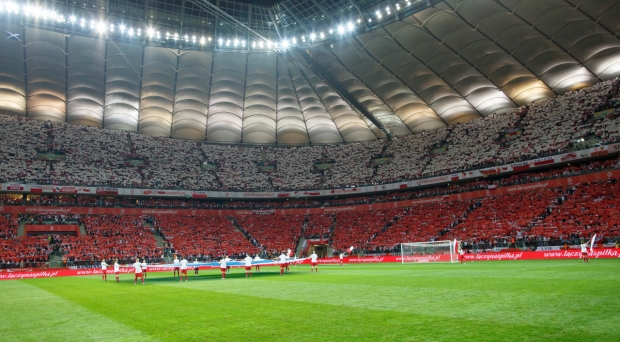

{"left": 0, "top": 0, "right": 618, "bottom": 143}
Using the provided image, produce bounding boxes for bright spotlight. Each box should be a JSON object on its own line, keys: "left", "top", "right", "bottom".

{"left": 338, "top": 25, "right": 345, "bottom": 35}
{"left": 310, "top": 33, "right": 316, "bottom": 41}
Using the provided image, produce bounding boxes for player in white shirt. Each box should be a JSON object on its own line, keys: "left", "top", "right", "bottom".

{"left": 141, "top": 259, "right": 148, "bottom": 279}
{"left": 113, "top": 259, "right": 120, "bottom": 282}
{"left": 194, "top": 259, "right": 199, "bottom": 276}
{"left": 179, "top": 257, "right": 189, "bottom": 282}
{"left": 458, "top": 245, "right": 466, "bottom": 265}
{"left": 310, "top": 251, "right": 318, "bottom": 273}
{"left": 101, "top": 259, "right": 108, "bottom": 281}
{"left": 278, "top": 252, "right": 287, "bottom": 276}
{"left": 580, "top": 240, "right": 591, "bottom": 263}
{"left": 225, "top": 256, "right": 232, "bottom": 274}
{"left": 243, "top": 254, "right": 253, "bottom": 278}
{"left": 133, "top": 257, "right": 144, "bottom": 285}
{"left": 173, "top": 255, "right": 180, "bottom": 277}
{"left": 254, "top": 255, "right": 262, "bottom": 272}
{"left": 339, "top": 253, "right": 345, "bottom": 266}
{"left": 219, "top": 256, "right": 228, "bottom": 279}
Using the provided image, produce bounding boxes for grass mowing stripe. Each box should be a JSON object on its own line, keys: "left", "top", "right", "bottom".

{"left": 155, "top": 272, "right": 617, "bottom": 335}
{"left": 0, "top": 280, "right": 158, "bottom": 342}
{"left": 20, "top": 275, "right": 590, "bottom": 342}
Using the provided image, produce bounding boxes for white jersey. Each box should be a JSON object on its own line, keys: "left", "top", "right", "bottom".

{"left": 114, "top": 262, "right": 120, "bottom": 272}
{"left": 279, "top": 254, "right": 287, "bottom": 263}
{"left": 141, "top": 262, "right": 147, "bottom": 270}
{"left": 174, "top": 258, "right": 179, "bottom": 265}
{"left": 219, "top": 259, "right": 227, "bottom": 268}
{"left": 339, "top": 253, "right": 344, "bottom": 260}
{"left": 244, "top": 256, "right": 253, "bottom": 267}
{"left": 133, "top": 262, "right": 142, "bottom": 273}
{"left": 459, "top": 249, "right": 464, "bottom": 255}
{"left": 254, "top": 256, "right": 262, "bottom": 261}
{"left": 225, "top": 257, "right": 231, "bottom": 262}
{"left": 581, "top": 243, "right": 588, "bottom": 253}
{"left": 101, "top": 261, "right": 108, "bottom": 270}
{"left": 180, "top": 259, "right": 188, "bottom": 270}
{"left": 310, "top": 253, "right": 318, "bottom": 262}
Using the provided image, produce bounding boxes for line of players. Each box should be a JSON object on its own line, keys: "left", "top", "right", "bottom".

{"left": 99, "top": 250, "right": 321, "bottom": 283}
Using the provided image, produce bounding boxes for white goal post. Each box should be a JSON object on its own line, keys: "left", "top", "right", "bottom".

{"left": 401, "top": 240, "right": 457, "bottom": 263}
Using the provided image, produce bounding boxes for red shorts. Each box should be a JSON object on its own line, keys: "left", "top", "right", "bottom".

{"left": 135, "top": 272, "right": 142, "bottom": 277}
{"left": 582, "top": 252, "right": 588, "bottom": 256}
{"left": 220, "top": 268, "right": 226, "bottom": 273}
{"left": 280, "top": 264, "right": 285, "bottom": 268}
{"left": 311, "top": 262, "right": 317, "bottom": 266}
{"left": 245, "top": 266, "right": 251, "bottom": 271}
{"left": 181, "top": 269, "right": 187, "bottom": 275}
{"left": 174, "top": 267, "right": 179, "bottom": 271}
{"left": 102, "top": 270, "right": 107, "bottom": 274}
{"left": 115, "top": 272, "right": 119, "bottom": 275}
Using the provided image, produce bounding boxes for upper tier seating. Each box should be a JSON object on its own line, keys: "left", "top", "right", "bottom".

{"left": 0, "top": 78, "right": 618, "bottom": 192}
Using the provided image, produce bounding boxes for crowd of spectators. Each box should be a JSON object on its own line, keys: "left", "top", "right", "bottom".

{"left": 234, "top": 214, "right": 304, "bottom": 256}
{"left": 153, "top": 215, "right": 259, "bottom": 260}
{"left": 3, "top": 155, "right": 618, "bottom": 211}
{"left": 0, "top": 78, "right": 618, "bottom": 192}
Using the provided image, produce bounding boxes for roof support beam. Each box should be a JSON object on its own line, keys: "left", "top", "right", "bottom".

{"left": 348, "top": 0, "right": 369, "bottom": 30}
{"left": 279, "top": 2, "right": 310, "bottom": 33}
{"left": 309, "top": 0, "right": 337, "bottom": 26}
{"left": 188, "top": 0, "right": 272, "bottom": 45}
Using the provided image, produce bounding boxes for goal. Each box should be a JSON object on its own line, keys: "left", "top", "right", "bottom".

{"left": 401, "top": 240, "right": 457, "bottom": 263}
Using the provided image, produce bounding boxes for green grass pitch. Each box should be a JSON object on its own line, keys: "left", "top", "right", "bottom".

{"left": 1, "top": 260, "right": 618, "bottom": 342}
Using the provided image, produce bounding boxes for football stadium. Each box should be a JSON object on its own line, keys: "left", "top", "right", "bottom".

{"left": 1, "top": 0, "right": 620, "bottom": 340}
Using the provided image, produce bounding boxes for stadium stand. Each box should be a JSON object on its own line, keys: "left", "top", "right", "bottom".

{"left": 0, "top": 78, "right": 618, "bottom": 191}
{"left": 234, "top": 214, "right": 304, "bottom": 256}
{"left": 303, "top": 214, "right": 333, "bottom": 239}
{"left": 153, "top": 215, "right": 259, "bottom": 259}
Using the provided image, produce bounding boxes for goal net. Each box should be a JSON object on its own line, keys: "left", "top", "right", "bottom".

{"left": 401, "top": 240, "right": 457, "bottom": 263}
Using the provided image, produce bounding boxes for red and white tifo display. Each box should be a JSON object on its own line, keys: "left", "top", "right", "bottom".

{"left": 1, "top": 249, "right": 618, "bottom": 281}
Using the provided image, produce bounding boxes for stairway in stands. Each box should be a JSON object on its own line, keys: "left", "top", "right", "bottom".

{"left": 17, "top": 221, "right": 26, "bottom": 237}
{"left": 228, "top": 217, "right": 261, "bottom": 249}
{"left": 78, "top": 222, "right": 87, "bottom": 236}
